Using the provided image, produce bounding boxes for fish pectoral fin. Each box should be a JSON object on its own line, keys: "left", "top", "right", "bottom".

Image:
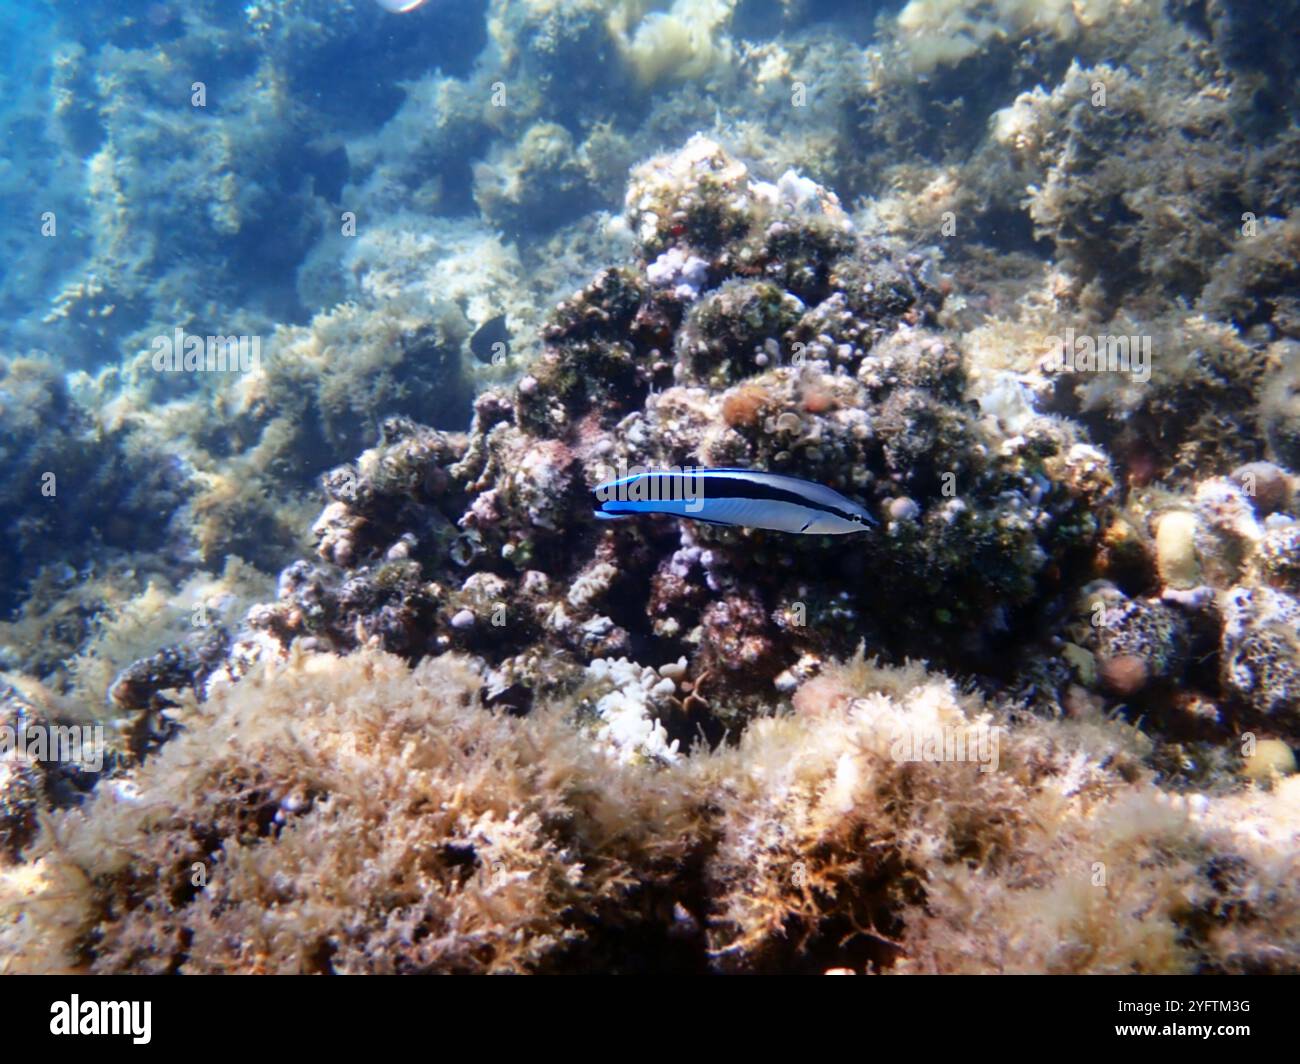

{"left": 593, "top": 510, "right": 632, "bottom": 521}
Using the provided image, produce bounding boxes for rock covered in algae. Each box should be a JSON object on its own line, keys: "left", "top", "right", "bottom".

{"left": 220, "top": 139, "right": 1119, "bottom": 719}
{"left": 5, "top": 646, "right": 1300, "bottom": 975}
{"left": 1220, "top": 585, "right": 1300, "bottom": 734}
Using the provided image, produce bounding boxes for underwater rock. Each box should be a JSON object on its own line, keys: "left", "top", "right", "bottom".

{"left": 95, "top": 139, "right": 1119, "bottom": 718}
{"left": 991, "top": 59, "right": 1247, "bottom": 307}
{"left": 0, "top": 678, "right": 120, "bottom": 861}
{"left": 1077, "top": 584, "right": 1193, "bottom": 700}
{"left": 1232, "top": 460, "right": 1293, "bottom": 517}
{"left": 0, "top": 686, "right": 43, "bottom": 861}
{"left": 1200, "top": 213, "right": 1300, "bottom": 338}
{"left": 0, "top": 355, "right": 190, "bottom": 616}
{"left": 1256, "top": 518, "right": 1300, "bottom": 593}
{"left": 1241, "top": 737, "right": 1297, "bottom": 782}
{"left": 1259, "top": 341, "right": 1300, "bottom": 468}
{"left": 474, "top": 123, "right": 601, "bottom": 236}
{"left": 1219, "top": 585, "right": 1300, "bottom": 738}
{"left": 109, "top": 624, "right": 231, "bottom": 758}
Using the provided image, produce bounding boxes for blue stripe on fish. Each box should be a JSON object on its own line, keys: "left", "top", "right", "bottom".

{"left": 591, "top": 468, "right": 876, "bottom": 535}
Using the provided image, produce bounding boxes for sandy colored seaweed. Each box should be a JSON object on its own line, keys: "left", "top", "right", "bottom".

{"left": 3, "top": 647, "right": 1297, "bottom": 974}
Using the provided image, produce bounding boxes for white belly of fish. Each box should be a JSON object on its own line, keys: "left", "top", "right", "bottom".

{"left": 618, "top": 497, "right": 862, "bottom": 535}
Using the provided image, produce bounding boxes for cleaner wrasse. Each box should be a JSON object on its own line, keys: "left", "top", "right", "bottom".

{"left": 592, "top": 468, "right": 876, "bottom": 535}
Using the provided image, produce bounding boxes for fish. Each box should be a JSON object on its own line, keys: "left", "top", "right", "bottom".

{"left": 469, "top": 313, "right": 511, "bottom": 364}
{"left": 372, "top": 0, "right": 432, "bottom": 12}
{"left": 591, "top": 468, "right": 876, "bottom": 535}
